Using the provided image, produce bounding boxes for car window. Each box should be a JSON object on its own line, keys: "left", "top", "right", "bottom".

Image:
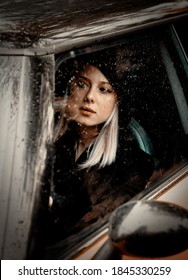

{"left": 44, "top": 24, "right": 188, "bottom": 259}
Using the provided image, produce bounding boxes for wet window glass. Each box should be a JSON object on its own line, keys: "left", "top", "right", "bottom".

{"left": 45, "top": 26, "right": 188, "bottom": 258}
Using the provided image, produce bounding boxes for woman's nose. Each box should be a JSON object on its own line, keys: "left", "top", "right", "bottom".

{"left": 84, "top": 86, "right": 95, "bottom": 103}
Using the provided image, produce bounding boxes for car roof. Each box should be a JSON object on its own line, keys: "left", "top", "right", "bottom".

{"left": 0, "top": 0, "right": 188, "bottom": 55}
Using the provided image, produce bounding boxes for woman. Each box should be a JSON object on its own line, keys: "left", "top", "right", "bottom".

{"left": 49, "top": 49, "right": 154, "bottom": 243}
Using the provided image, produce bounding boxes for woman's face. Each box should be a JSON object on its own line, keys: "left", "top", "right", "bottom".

{"left": 65, "top": 64, "right": 117, "bottom": 127}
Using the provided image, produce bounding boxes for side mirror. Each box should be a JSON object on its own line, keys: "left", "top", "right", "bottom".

{"left": 109, "top": 200, "right": 188, "bottom": 258}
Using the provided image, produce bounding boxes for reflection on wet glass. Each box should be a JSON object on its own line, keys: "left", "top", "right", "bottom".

{"left": 47, "top": 45, "right": 156, "bottom": 246}
{"left": 45, "top": 33, "right": 188, "bottom": 251}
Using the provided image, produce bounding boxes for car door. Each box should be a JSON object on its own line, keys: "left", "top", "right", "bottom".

{"left": 0, "top": 1, "right": 188, "bottom": 261}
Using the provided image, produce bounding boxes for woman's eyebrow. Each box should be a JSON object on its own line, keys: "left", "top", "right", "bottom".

{"left": 79, "top": 75, "right": 111, "bottom": 85}
{"left": 100, "top": 81, "right": 111, "bottom": 85}
{"left": 78, "top": 75, "right": 89, "bottom": 81}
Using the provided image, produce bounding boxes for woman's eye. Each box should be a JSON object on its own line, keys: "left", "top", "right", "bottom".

{"left": 77, "top": 80, "right": 87, "bottom": 88}
{"left": 99, "top": 87, "right": 112, "bottom": 93}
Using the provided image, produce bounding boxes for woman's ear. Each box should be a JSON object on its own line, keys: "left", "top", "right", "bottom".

{"left": 117, "top": 95, "right": 123, "bottom": 103}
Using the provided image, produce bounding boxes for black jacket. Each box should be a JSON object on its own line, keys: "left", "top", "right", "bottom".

{"left": 48, "top": 126, "right": 154, "bottom": 243}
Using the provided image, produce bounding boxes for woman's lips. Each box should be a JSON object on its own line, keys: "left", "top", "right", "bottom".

{"left": 80, "top": 106, "right": 96, "bottom": 114}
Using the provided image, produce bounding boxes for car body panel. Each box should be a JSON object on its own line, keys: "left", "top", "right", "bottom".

{"left": 0, "top": 55, "right": 54, "bottom": 259}
{"left": 0, "top": 0, "right": 188, "bottom": 53}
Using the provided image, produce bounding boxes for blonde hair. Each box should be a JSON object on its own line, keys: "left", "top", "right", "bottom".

{"left": 80, "top": 104, "right": 119, "bottom": 169}
{"left": 54, "top": 102, "right": 119, "bottom": 169}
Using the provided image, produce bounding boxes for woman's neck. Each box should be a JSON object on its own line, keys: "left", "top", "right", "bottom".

{"left": 75, "top": 124, "right": 100, "bottom": 160}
